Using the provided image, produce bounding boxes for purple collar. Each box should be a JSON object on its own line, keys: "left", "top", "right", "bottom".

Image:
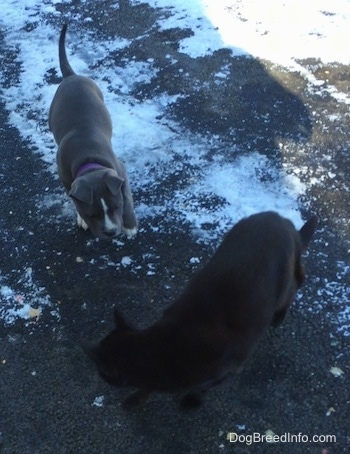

{"left": 75, "top": 163, "right": 105, "bottom": 179}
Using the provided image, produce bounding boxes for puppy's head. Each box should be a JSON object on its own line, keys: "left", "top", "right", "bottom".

{"left": 69, "top": 169, "right": 124, "bottom": 239}
{"left": 84, "top": 308, "right": 133, "bottom": 386}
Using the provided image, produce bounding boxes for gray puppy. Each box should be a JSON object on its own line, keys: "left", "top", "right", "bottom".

{"left": 49, "top": 24, "right": 137, "bottom": 239}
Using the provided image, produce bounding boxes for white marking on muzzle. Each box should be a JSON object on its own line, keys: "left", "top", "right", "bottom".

{"left": 101, "top": 198, "right": 119, "bottom": 233}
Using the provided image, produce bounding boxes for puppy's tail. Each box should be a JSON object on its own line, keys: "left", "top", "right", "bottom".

{"left": 59, "top": 24, "right": 76, "bottom": 78}
{"left": 299, "top": 215, "right": 318, "bottom": 251}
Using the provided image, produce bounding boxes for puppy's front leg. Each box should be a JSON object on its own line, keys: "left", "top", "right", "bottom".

{"left": 117, "top": 161, "right": 138, "bottom": 237}
{"left": 122, "top": 189, "right": 138, "bottom": 238}
{"left": 77, "top": 212, "right": 89, "bottom": 230}
{"left": 123, "top": 224, "right": 138, "bottom": 238}
{"left": 122, "top": 389, "right": 151, "bottom": 409}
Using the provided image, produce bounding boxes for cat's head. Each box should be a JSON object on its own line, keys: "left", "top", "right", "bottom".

{"left": 83, "top": 307, "right": 134, "bottom": 387}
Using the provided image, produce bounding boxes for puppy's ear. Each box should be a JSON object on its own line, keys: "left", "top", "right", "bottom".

{"left": 299, "top": 215, "right": 318, "bottom": 250}
{"left": 69, "top": 179, "right": 93, "bottom": 205}
{"left": 114, "top": 307, "right": 132, "bottom": 332}
{"left": 105, "top": 172, "right": 124, "bottom": 196}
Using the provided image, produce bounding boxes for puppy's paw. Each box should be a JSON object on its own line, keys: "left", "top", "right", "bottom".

{"left": 77, "top": 213, "right": 89, "bottom": 231}
{"left": 123, "top": 227, "right": 137, "bottom": 238}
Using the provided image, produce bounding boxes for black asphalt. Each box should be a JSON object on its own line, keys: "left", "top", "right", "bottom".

{"left": 0, "top": 2, "right": 349, "bottom": 453}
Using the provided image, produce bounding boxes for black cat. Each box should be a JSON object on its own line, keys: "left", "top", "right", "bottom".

{"left": 86, "top": 211, "right": 318, "bottom": 409}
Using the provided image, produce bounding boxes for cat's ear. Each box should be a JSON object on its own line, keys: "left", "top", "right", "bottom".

{"left": 114, "top": 307, "right": 132, "bottom": 331}
{"left": 81, "top": 341, "right": 101, "bottom": 364}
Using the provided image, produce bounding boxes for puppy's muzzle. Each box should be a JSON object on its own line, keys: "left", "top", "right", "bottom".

{"left": 102, "top": 227, "right": 119, "bottom": 238}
